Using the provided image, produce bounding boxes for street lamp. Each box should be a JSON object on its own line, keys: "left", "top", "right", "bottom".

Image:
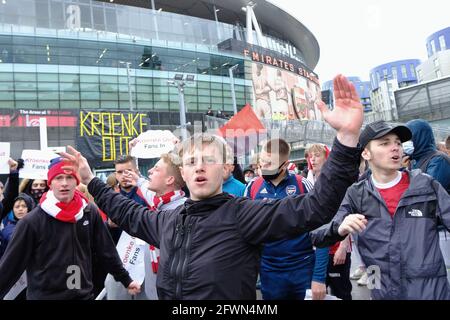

{"left": 119, "top": 61, "right": 134, "bottom": 111}
{"left": 228, "top": 64, "right": 239, "bottom": 115}
{"left": 168, "top": 74, "right": 194, "bottom": 141}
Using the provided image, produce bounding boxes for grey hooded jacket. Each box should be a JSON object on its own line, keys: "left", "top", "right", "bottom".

{"left": 311, "top": 170, "right": 450, "bottom": 300}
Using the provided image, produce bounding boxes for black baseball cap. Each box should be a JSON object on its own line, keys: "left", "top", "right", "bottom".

{"left": 359, "top": 120, "right": 412, "bottom": 149}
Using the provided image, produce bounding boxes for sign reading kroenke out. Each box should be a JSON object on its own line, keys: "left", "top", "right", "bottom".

{"left": 19, "top": 149, "right": 59, "bottom": 180}
{"left": 76, "top": 110, "right": 150, "bottom": 168}
{"left": 130, "top": 130, "right": 177, "bottom": 159}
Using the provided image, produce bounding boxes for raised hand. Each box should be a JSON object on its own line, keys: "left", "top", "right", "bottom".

{"left": 316, "top": 74, "right": 363, "bottom": 147}
{"left": 60, "top": 146, "right": 95, "bottom": 185}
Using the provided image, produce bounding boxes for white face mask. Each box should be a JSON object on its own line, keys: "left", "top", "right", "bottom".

{"left": 402, "top": 141, "right": 414, "bottom": 156}
{"left": 245, "top": 176, "right": 252, "bottom": 183}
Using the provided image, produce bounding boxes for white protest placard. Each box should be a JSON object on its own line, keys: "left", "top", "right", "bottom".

{"left": 3, "top": 272, "right": 27, "bottom": 300}
{"left": 19, "top": 149, "right": 58, "bottom": 180}
{"left": 0, "top": 142, "right": 10, "bottom": 174}
{"left": 115, "top": 232, "right": 146, "bottom": 284}
{"left": 130, "top": 130, "right": 177, "bottom": 159}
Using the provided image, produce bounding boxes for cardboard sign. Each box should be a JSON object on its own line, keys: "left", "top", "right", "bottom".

{"left": 115, "top": 232, "right": 146, "bottom": 284}
{"left": 19, "top": 149, "right": 58, "bottom": 180}
{"left": 130, "top": 130, "right": 177, "bottom": 159}
{"left": 0, "top": 142, "right": 10, "bottom": 174}
{"left": 3, "top": 272, "right": 27, "bottom": 300}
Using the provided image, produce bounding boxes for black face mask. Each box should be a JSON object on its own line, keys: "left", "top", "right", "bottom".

{"left": 30, "top": 189, "right": 45, "bottom": 201}
{"left": 261, "top": 161, "right": 287, "bottom": 181}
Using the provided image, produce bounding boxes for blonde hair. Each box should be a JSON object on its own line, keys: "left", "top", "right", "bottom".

{"left": 160, "top": 153, "right": 185, "bottom": 189}
{"left": 106, "top": 173, "right": 119, "bottom": 189}
{"left": 76, "top": 184, "right": 94, "bottom": 202}
{"left": 307, "top": 144, "right": 328, "bottom": 157}
{"left": 176, "top": 133, "right": 231, "bottom": 165}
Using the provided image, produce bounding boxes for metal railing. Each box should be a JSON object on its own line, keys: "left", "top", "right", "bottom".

{"left": 204, "top": 115, "right": 450, "bottom": 148}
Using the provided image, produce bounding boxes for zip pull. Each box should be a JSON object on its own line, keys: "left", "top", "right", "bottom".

{"left": 175, "top": 223, "right": 185, "bottom": 235}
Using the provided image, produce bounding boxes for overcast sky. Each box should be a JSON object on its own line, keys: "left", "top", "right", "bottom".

{"left": 276, "top": 0, "right": 450, "bottom": 84}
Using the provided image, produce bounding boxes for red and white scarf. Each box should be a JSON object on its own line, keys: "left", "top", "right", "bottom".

{"left": 40, "top": 190, "right": 88, "bottom": 223}
{"left": 149, "top": 190, "right": 185, "bottom": 211}
{"left": 148, "top": 190, "right": 185, "bottom": 273}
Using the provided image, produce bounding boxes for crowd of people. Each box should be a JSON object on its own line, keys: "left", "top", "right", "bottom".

{"left": 0, "top": 75, "right": 449, "bottom": 300}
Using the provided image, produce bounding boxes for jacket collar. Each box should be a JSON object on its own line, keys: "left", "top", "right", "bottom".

{"left": 184, "top": 193, "right": 233, "bottom": 216}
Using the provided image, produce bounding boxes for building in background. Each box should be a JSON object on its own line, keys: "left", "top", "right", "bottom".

{"left": 368, "top": 59, "right": 420, "bottom": 121}
{"left": 395, "top": 27, "right": 450, "bottom": 127}
{"left": 322, "top": 77, "right": 372, "bottom": 112}
{"left": 416, "top": 27, "right": 450, "bottom": 82}
{"left": 0, "top": 0, "right": 320, "bottom": 162}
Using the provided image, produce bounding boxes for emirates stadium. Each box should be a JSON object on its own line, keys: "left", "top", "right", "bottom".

{"left": 0, "top": 0, "right": 320, "bottom": 166}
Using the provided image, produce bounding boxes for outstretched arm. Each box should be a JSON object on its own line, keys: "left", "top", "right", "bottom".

{"left": 236, "top": 75, "right": 363, "bottom": 243}
{"left": 60, "top": 147, "right": 161, "bottom": 246}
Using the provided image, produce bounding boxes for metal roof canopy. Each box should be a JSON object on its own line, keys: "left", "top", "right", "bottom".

{"left": 95, "top": 0, "right": 320, "bottom": 69}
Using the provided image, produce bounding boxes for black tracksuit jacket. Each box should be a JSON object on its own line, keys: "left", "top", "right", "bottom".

{"left": 0, "top": 203, "right": 132, "bottom": 299}
{"left": 87, "top": 138, "right": 360, "bottom": 299}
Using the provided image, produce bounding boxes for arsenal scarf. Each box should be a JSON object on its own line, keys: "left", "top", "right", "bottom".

{"left": 40, "top": 190, "right": 88, "bottom": 223}
{"left": 149, "top": 190, "right": 185, "bottom": 211}
{"left": 148, "top": 190, "right": 185, "bottom": 273}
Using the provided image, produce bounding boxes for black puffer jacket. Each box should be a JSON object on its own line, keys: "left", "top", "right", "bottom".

{"left": 88, "top": 138, "right": 361, "bottom": 299}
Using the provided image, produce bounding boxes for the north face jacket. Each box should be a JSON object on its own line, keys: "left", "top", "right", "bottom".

{"left": 87, "top": 138, "right": 361, "bottom": 300}
{"left": 311, "top": 170, "right": 450, "bottom": 300}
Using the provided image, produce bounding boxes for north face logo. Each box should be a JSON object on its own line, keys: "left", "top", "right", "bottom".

{"left": 408, "top": 209, "right": 423, "bottom": 217}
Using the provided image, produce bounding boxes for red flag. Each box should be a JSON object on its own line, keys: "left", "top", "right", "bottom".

{"left": 218, "top": 104, "right": 266, "bottom": 138}
{"left": 217, "top": 104, "right": 266, "bottom": 157}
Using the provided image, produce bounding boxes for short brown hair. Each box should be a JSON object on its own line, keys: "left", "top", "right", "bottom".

{"left": 161, "top": 153, "right": 185, "bottom": 189}
{"left": 114, "top": 155, "right": 137, "bottom": 168}
{"left": 446, "top": 135, "right": 450, "bottom": 150}
{"left": 262, "top": 139, "right": 290, "bottom": 157}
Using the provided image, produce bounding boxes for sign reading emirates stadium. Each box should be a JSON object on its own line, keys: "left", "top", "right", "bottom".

{"left": 218, "top": 39, "right": 319, "bottom": 85}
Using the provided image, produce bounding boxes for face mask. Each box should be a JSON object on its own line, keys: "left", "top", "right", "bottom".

{"left": 261, "top": 161, "right": 286, "bottom": 181}
{"left": 244, "top": 176, "right": 252, "bottom": 183}
{"left": 30, "top": 189, "right": 45, "bottom": 201}
{"left": 402, "top": 141, "right": 414, "bottom": 156}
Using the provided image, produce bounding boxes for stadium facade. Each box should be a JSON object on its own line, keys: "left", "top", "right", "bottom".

{"left": 0, "top": 0, "right": 321, "bottom": 163}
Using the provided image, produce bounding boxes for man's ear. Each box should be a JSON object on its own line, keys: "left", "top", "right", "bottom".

{"left": 361, "top": 148, "right": 371, "bottom": 161}
{"left": 166, "top": 175, "right": 175, "bottom": 186}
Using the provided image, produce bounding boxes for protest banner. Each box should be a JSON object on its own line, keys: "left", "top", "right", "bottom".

{"left": 130, "top": 130, "right": 177, "bottom": 159}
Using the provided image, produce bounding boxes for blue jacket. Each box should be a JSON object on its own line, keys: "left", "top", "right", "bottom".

{"left": 245, "top": 172, "right": 329, "bottom": 283}
{"left": 406, "top": 119, "right": 450, "bottom": 191}
{"left": 223, "top": 175, "right": 246, "bottom": 197}
{"left": 0, "top": 211, "right": 18, "bottom": 259}
{"left": 120, "top": 186, "right": 149, "bottom": 207}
